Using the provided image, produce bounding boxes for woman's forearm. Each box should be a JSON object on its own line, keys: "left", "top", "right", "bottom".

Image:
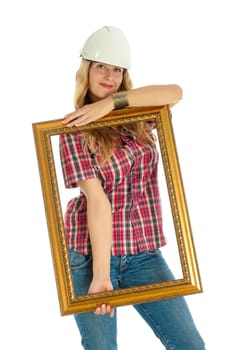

{"left": 79, "top": 179, "right": 112, "bottom": 279}
{"left": 108, "top": 84, "right": 183, "bottom": 111}
{"left": 87, "top": 197, "right": 112, "bottom": 279}
{"left": 127, "top": 84, "right": 183, "bottom": 108}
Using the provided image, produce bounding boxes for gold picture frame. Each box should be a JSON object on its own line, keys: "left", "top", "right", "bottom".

{"left": 32, "top": 105, "right": 202, "bottom": 316}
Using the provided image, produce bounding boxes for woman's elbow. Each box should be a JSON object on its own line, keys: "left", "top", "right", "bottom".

{"left": 172, "top": 84, "right": 183, "bottom": 101}
{"left": 168, "top": 84, "right": 183, "bottom": 107}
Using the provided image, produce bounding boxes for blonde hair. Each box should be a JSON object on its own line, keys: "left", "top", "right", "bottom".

{"left": 74, "top": 59, "right": 155, "bottom": 164}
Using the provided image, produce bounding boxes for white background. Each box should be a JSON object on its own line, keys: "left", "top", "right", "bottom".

{"left": 1, "top": 0, "right": 233, "bottom": 349}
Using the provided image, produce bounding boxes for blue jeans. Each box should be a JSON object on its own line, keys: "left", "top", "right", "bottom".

{"left": 69, "top": 249, "right": 205, "bottom": 350}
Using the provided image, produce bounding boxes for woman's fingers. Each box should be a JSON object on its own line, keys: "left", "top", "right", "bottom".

{"left": 94, "top": 304, "right": 115, "bottom": 318}
{"left": 109, "top": 306, "right": 115, "bottom": 318}
{"left": 62, "top": 110, "right": 95, "bottom": 127}
{"left": 62, "top": 110, "right": 85, "bottom": 126}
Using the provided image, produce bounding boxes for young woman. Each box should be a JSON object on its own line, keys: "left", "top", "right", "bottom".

{"left": 60, "top": 26, "right": 205, "bottom": 350}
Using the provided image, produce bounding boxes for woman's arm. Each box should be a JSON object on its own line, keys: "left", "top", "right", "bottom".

{"left": 63, "top": 84, "right": 182, "bottom": 127}
{"left": 78, "top": 178, "right": 114, "bottom": 317}
{"left": 127, "top": 84, "right": 183, "bottom": 108}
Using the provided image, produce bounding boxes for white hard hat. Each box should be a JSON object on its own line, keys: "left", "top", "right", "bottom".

{"left": 80, "top": 26, "right": 131, "bottom": 69}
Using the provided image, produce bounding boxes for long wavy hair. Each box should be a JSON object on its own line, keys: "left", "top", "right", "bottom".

{"left": 74, "top": 59, "right": 155, "bottom": 164}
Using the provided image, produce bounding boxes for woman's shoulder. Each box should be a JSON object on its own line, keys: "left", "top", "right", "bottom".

{"left": 59, "top": 132, "right": 86, "bottom": 152}
{"left": 60, "top": 131, "right": 84, "bottom": 142}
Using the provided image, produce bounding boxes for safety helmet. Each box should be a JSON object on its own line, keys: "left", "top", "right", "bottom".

{"left": 80, "top": 26, "right": 131, "bottom": 69}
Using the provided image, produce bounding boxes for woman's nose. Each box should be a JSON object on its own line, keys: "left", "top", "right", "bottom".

{"left": 104, "top": 68, "right": 113, "bottom": 78}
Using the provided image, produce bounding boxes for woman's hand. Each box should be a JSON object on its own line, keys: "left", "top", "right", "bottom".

{"left": 63, "top": 96, "right": 114, "bottom": 127}
{"left": 88, "top": 278, "right": 115, "bottom": 318}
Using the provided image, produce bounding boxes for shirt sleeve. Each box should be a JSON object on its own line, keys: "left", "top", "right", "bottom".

{"left": 59, "top": 132, "right": 97, "bottom": 188}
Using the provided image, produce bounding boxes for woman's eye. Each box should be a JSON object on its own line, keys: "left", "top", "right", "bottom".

{"left": 114, "top": 67, "right": 122, "bottom": 72}
{"left": 97, "top": 64, "right": 105, "bottom": 69}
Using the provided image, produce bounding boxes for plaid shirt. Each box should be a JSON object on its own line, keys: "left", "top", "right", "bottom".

{"left": 59, "top": 124, "right": 166, "bottom": 256}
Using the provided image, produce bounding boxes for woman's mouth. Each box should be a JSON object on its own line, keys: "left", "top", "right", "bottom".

{"left": 100, "top": 82, "right": 113, "bottom": 89}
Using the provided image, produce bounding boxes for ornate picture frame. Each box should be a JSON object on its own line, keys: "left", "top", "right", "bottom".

{"left": 32, "top": 105, "right": 202, "bottom": 316}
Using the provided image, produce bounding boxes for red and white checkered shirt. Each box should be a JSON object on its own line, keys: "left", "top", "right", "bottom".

{"left": 59, "top": 123, "right": 166, "bottom": 256}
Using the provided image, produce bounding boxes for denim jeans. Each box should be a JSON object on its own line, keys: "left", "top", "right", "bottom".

{"left": 69, "top": 249, "right": 205, "bottom": 350}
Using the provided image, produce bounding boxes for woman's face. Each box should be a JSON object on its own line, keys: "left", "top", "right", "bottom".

{"left": 88, "top": 62, "right": 124, "bottom": 102}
